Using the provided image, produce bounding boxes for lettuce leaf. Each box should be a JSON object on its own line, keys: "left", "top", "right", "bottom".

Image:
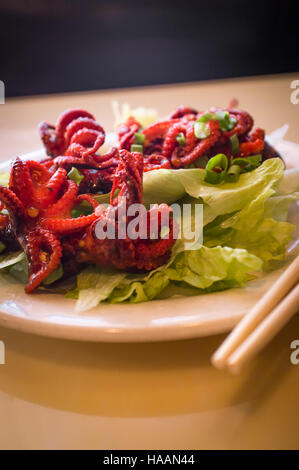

{"left": 8, "top": 257, "right": 29, "bottom": 283}
{"left": 142, "top": 158, "right": 283, "bottom": 205}
{"left": 277, "top": 168, "right": 299, "bottom": 194}
{"left": 75, "top": 266, "right": 127, "bottom": 312}
{"left": 0, "top": 252, "right": 28, "bottom": 283}
{"left": 72, "top": 245, "right": 261, "bottom": 312}
{"left": 0, "top": 251, "right": 64, "bottom": 285}
{"left": 0, "top": 251, "right": 26, "bottom": 269}
{"left": 165, "top": 246, "right": 262, "bottom": 290}
{"left": 204, "top": 204, "right": 294, "bottom": 267}
{"left": 203, "top": 166, "right": 298, "bottom": 267}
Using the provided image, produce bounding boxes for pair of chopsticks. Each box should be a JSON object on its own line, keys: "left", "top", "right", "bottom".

{"left": 212, "top": 255, "right": 299, "bottom": 374}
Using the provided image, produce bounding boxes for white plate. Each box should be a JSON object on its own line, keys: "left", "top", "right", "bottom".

{"left": 0, "top": 148, "right": 298, "bottom": 342}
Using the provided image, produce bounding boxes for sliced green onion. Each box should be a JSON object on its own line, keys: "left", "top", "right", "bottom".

{"left": 68, "top": 167, "right": 84, "bottom": 185}
{"left": 225, "top": 164, "right": 241, "bottom": 183}
{"left": 196, "top": 112, "right": 215, "bottom": 123}
{"left": 176, "top": 132, "right": 186, "bottom": 146}
{"left": 197, "top": 110, "right": 237, "bottom": 131}
{"left": 204, "top": 153, "right": 228, "bottom": 184}
{"left": 215, "top": 110, "right": 237, "bottom": 131}
{"left": 228, "top": 117, "right": 237, "bottom": 130}
{"left": 43, "top": 263, "right": 64, "bottom": 286}
{"left": 229, "top": 134, "right": 239, "bottom": 155}
{"left": 194, "top": 122, "right": 211, "bottom": 139}
{"left": 204, "top": 169, "right": 223, "bottom": 184}
{"left": 130, "top": 144, "right": 143, "bottom": 154}
{"left": 232, "top": 154, "right": 262, "bottom": 172}
{"left": 206, "top": 153, "right": 228, "bottom": 172}
{"left": 134, "top": 132, "right": 145, "bottom": 145}
{"left": 0, "top": 241, "right": 5, "bottom": 254}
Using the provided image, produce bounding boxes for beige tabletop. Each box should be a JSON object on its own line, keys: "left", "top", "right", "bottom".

{"left": 0, "top": 73, "right": 298, "bottom": 450}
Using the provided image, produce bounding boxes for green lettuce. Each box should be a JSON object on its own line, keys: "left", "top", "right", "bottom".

{"left": 0, "top": 251, "right": 26, "bottom": 269}
{"left": 277, "top": 168, "right": 299, "bottom": 194}
{"left": 74, "top": 267, "right": 127, "bottom": 312}
{"left": 71, "top": 244, "right": 261, "bottom": 311}
{"left": 142, "top": 158, "right": 285, "bottom": 224}
{"left": 165, "top": 246, "right": 262, "bottom": 290}
{"left": 0, "top": 252, "right": 28, "bottom": 283}
{"left": 203, "top": 166, "right": 298, "bottom": 266}
{"left": 203, "top": 198, "right": 294, "bottom": 267}
{"left": 0, "top": 251, "right": 64, "bottom": 285}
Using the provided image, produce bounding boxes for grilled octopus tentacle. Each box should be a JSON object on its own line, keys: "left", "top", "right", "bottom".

{"left": 25, "top": 229, "right": 63, "bottom": 294}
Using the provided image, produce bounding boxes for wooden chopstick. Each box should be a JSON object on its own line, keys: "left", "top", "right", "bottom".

{"left": 211, "top": 254, "right": 299, "bottom": 371}
{"left": 227, "top": 283, "right": 299, "bottom": 373}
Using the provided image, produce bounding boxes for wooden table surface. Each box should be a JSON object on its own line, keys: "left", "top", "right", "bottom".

{"left": 0, "top": 73, "right": 298, "bottom": 450}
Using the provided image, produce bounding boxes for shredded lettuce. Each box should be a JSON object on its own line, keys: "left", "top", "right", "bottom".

{"left": 71, "top": 245, "right": 261, "bottom": 311}
{"left": 203, "top": 166, "right": 298, "bottom": 265}
{"left": 8, "top": 257, "right": 29, "bottom": 283}
{"left": 0, "top": 251, "right": 26, "bottom": 269}
{"left": 203, "top": 195, "right": 294, "bottom": 267}
{"left": 0, "top": 252, "right": 28, "bottom": 283}
{"left": 165, "top": 246, "right": 261, "bottom": 290}
{"left": 74, "top": 267, "right": 127, "bottom": 312}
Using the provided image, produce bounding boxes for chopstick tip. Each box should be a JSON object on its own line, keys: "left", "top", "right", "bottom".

{"left": 210, "top": 352, "right": 226, "bottom": 370}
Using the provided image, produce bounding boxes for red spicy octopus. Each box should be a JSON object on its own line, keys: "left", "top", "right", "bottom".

{"left": 77, "top": 150, "right": 175, "bottom": 271}
{"left": 0, "top": 152, "right": 175, "bottom": 293}
{"left": 39, "top": 108, "right": 119, "bottom": 194}
{"left": 38, "top": 105, "right": 281, "bottom": 186}
{"left": 118, "top": 104, "right": 281, "bottom": 169}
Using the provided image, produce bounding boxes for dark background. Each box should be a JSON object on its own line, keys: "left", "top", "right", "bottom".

{"left": 1, "top": 0, "right": 298, "bottom": 97}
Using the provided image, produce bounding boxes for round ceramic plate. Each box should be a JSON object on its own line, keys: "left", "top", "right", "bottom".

{"left": 0, "top": 148, "right": 298, "bottom": 342}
